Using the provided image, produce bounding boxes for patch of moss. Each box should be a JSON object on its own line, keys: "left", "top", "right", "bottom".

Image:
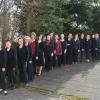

{"left": 25, "top": 86, "right": 91, "bottom": 100}
{"left": 58, "top": 93, "right": 91, "bottom": 100}
{"left": 25, "top": 86, "right": 54, "bottom": 95}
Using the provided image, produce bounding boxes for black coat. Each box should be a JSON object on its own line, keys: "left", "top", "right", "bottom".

{"left": 37, "top": 41, "right": 44, "bottom": 55}
{"left": 5, "top": 48, "right": 17, "bottom": 68}
{"left": 95, "top": 38, "right": 100, "bottom": 50}
{"left": 61, "top": 40, "right": 67, "bottom": 53}
{"left": 85, "top": 40, "right": 91, "bottom": 51}
{"left": 91, "top": 38, "right": 96, "bottom": 50}
{"left": 44, "top": 41, "right": 54, "bottom": 55}
{"left": 67, "top": 39, "right": 73, "bottom": 53}
{"left": 17, "top": 45, "right": 28, "bottom": 62}
{"left": 73, "top": 40, "right": 80, "bottom": 50}
{"left": 25, "top": 44, "right": 33, "bottom": 61}
{"left": 0, "top": 49, "right": 6, "bottom": 68}
{"left": 80, "top": 39, "right": 85, "bottom": 50}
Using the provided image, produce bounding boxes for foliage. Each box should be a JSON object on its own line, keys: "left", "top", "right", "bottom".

{"left": 13, "top": 0, "right": 100, "bottom": 35}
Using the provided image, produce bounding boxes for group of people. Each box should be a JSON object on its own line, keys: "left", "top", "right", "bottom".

{"left": 0, "top": 32, "right": 100, "bottom": 95}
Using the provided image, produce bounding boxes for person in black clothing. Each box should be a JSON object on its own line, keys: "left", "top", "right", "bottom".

{"left": 66, "top": 34, "right": 73, "bottom": 65}
{"left": 17, "top": 37, "right": 28, "bottom": 86}
{"left": 44, "top": 35, "right": 54, "bottom": 72}
{"left": 80, "top": 33, "right": 85, "bottom": 62}
{"left": 95, "top": 33, "right": 100, "bottom": 61}
{"left": 85, "top": 35, "right": 91, "bottom": 62}
{"left": 24, "top": 36, "right": 34, "bottom": 82}
{"left": 36, "top": 34, "right": 44, "bottom": 76}
{"left": 50, "top": 32, "right": 55, "bottom": 68}
{"left": 60, "top": 34, "right": 67, "bottom": 66}
{"left": 91, "top": 34, "right": 96, "bottom": 61}
{"left": 5, "top": 40, "right": 17, "bottom": 89}
{"left": 0, "top": 41, "right": 7, "bottom": 95}
{"left": 73, "top": 34, "right": 80, "bottom": 63}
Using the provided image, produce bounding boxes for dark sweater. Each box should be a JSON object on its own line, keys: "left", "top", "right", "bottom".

{"left": 61, "top": 40, "right": 67, "bottom": 53}
{"left": 44, "top": 41, "right": 54, "bottom": 55}
{"left": 5, "top": 48, "right": 17, "bottom": 68}
{"left": 25, "top": 44, "right": 33, "bottom": 61}
{"left": 17, "top": 46, "right": 28, "bottom": 62}
{"left": 80, "top": 39, "right": 85, "bottom": 50}
{"left": 85, "top": 40, "right": 91, "bottom": 50}
{"left": 73, "top": 40, "right": 80, "bottom": 50}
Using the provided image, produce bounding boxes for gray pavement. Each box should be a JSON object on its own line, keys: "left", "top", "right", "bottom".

{"left": 0, "top": 62, "right": 100, "bottom": 100}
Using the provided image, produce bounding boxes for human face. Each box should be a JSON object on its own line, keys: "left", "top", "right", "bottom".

{"left": 81, "top": 34, "right": 84, "bottom": 39}
{"left": 47, "top": 35, "right": 51, "bottom": 41}
{"left": 60, "top": 34, "right": 64, "bottom": 39}
{"left": 86, "top": 35, "right": 90, "bottom": 40}
{"left": 95, "top": 33, "right": 99, "bottom": 39}
{"left": 68, "top": 33, "right": 73, "bottom": 39}
{"left": 75, "top": 34, "right": 79, "bottom": 40}
{"left": 55, "top": 35, "right": 59, "bottom": 40}
{"left": 18, "top": 38, "right": 24, "bottom": 46}
{"left": 31, "top": 34, "right": 35, "bottom": 40}
{"left": 5, "top": 41, "right": 12, "bottom": 48}
{"left": 92, "top": 35, "right": 95, "bottom": 38}
{"left": 50, "top": 32, "right": 54, "bottom": 38}
{"left": 39, "top": 34, "right": 43, "bottom": 40}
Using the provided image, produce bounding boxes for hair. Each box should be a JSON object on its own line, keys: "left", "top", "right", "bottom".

{"left": 18, "top": 37, "right": 25, "bottom": 45}
{"left": 31, "top": 32, "right": 36, "bottom": 37}
{"left": 5, "top": 39, "right": 12, "bottom": 44}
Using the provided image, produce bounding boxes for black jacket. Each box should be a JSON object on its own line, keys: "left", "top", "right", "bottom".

{"left": 0, "top": 49, "right": 6, "bottom": 68}
{"left": 95, "top": 38, "right": 100, "bottom": 50}
{"left": 80, "top": 39, "right": 85, "bottom": 50}
{"left": 44, "top": 41, "right": 54, "bottom": 55}
{"left": 17, "top": 45, "right": 28, "bottom": 62}
{"left": 5, "top": 48, "right": 17, "bottom": 68}
{"left": 73, "top": 40, "right": 80, "bottom": 50}
{"left": 25, "top": 44, "right": 33, "bottom": 61}
{"left": 85, "top": 40, "right": 91, "bottom": 51}
{"left": 37, "top": 41, "right": 44, "bottom": 55}
{"left": 91, "top": 38, "right": 96, "bottom": 50}
{"left": 61, "top": 40, "right": 67, "bottom": 53}
{"left": 67, "top": 39, "right": 73, "bottom": 53}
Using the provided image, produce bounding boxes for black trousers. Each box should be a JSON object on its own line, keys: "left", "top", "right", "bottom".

{"left": 45, "top": 54, "right": 52, "bottom": 71}
{"left": 61, "top": 53, "right": 66, "bottom": 65}
{"left": 0, "top": 71, "right": 7, "bottom": 90}
{"left": 73, "top": 49, "right": 79, "bottom": 62}
{"left": 66, "top": 51, "right": 73, "bottom": 65}
{"left": 80, "top": 50, "right": 85, "bottom": 62}
{"left": 7, "top": 70, "right": 16, "bottom": 88}
{"left": 86, "top": 50, "right": 91, "bottom": 60}
{"left": 91, "top": 49, "right": 96, "bottom": 60}
{"left": 53, "top": 55, "right": 61, "bottom": 67}
{"left": 97, "top": 50, "right": 100, "bottom": 60}
{"left": 57, "top": 55, "right": 61, "bottom": 67}
{"left": 18, "top": 61, "right": 28, "bottom": 84}
{"left": 27, "top": 62, "right": 34, "bottom": 82}
{"left": 32, "top": 56, "right": 36, "bottom": 75}
{"left": 53, "top": 55, "right": 56, "bottom": 67}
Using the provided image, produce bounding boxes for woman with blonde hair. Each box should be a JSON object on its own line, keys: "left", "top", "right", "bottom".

{"left": 24, "top": 36, "right": 34, "bottom": 81}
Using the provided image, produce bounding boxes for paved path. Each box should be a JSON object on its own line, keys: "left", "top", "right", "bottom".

{"left": 0, "top": 62, "right": 100, "bottom": 100}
